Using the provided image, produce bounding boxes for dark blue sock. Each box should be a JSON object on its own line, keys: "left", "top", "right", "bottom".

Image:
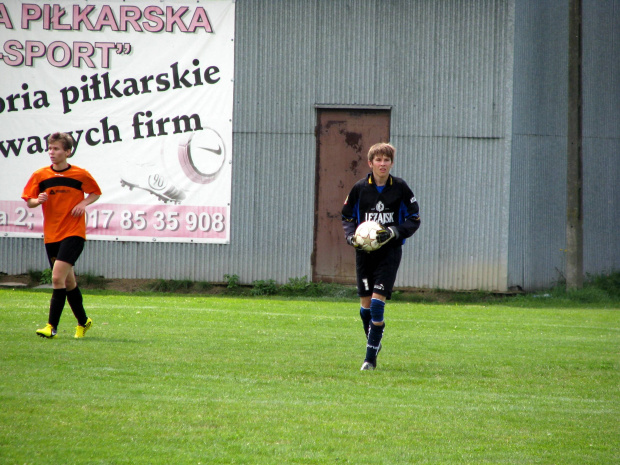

{"left": 369, "top": 298, "right": 385, "bottom": 323}
{"left": 360, "top": 307, "right": 371, "bottom": 337}
{"left": 365, "top": 323, "right": 385, "bottom": 363}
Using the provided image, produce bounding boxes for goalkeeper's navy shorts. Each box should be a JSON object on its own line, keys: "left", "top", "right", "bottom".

{"left": 355, "top": 245, "right": 402, "bottom": 300}
{"left": 45, "top": 236, "right": 85, "bottom": 267}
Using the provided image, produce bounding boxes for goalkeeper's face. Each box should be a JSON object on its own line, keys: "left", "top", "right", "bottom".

{"left": 368, "top": 154, "right": 393, "bottom": 184}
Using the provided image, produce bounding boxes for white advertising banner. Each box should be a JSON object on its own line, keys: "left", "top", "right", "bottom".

{"left": 0, "top": 0, "right": 234, "bottom": 243}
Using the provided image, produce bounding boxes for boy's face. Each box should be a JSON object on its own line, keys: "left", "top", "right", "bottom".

{"left": 48, "top": 141, "right": 70, "bottom": 166}
{"left": 368, "top": 153, "right": 393, "bottom": 180}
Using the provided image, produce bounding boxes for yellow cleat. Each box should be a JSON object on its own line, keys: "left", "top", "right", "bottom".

{"left": 36, "top": 324, "right": 57, "bottom": 339}
{"left": 74, "top": 318, "right": 92, "bottom": 339}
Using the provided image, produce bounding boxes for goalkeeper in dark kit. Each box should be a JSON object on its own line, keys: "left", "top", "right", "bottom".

{"left": 342, "top": 142, "right": 421, "bottom": 370}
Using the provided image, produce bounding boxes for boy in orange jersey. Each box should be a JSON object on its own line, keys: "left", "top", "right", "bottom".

{"left": 22, "top": 132, "right": 102, "bottom": 339}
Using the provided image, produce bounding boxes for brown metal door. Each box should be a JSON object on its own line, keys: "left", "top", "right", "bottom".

{"left": 313, "top": 109, "right": 391, "bottom": 283}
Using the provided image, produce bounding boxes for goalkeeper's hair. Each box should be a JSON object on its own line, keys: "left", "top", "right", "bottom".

{"left": 367, "top": 142, "right": 395, "bottom": 163}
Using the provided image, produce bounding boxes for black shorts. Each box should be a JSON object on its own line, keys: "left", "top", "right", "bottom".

{"left": 355, "top": 245, "right": 402, "bottom": 299}
{"left": 45, "top": 236, "right": 85, "bottom": 268}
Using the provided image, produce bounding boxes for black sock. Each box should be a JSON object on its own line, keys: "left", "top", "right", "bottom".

{"left": 48, "top": 288, "right": 67, "bottom": 328}
{"left": 365, "top": 323, "right": 385, "bottom": 363}
{"left": 67, "top": 287, "right": 88, "bottom": 326}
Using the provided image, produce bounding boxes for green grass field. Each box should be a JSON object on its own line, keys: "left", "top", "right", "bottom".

{"left": 1, "top": 289, "right": 618, "bottom": 464}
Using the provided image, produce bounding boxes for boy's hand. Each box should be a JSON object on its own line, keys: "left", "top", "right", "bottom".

{"left": 347, "top": 235, "right": 361, "bottom": 249}
{"left": 376, "top": 226, "right": 398, "bottom": 245}
{"left": 71, "top": 201, "right": 88, "bottom": 217}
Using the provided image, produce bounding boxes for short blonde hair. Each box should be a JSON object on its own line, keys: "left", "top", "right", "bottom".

{"left": 367, "top": 142, "right": 395, "bottom": 162}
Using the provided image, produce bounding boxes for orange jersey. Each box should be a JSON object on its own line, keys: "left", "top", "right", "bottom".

{"left": 21, "top": 164, "right": 102, "bottom": 243}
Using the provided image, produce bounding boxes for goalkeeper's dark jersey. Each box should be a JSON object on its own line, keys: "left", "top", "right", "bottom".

{"left": 342, "top": 173, "right": 420, "bottom": 247}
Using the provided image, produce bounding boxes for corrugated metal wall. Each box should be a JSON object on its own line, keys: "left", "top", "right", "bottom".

{"left": 233, "top": 0, "right": 516, "bottom": 291}
{"left": 508, "top": 0, "right": 568, "bottom": 290}
{"left": 581, "top": 0, "right": 620, "bottom": 278}
{"left": 2, "top": 0, "right": 618, "bottom": 291}
{"left": 508, "top": 0, "right": 620, "bottom": 290}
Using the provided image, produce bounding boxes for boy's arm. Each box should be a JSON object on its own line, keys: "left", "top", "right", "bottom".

{"left": 341, "top": 185, "right": 360, "bottom": 242}
{"left": 25, "top": 193, "right": 48, "bottom": 208}
{"left": 22, "top": 172, "right": 43, "bottom": 208}
{"left": 26, "top": 198, "right": 40, "bottom": 208}
{"left": 393, "top": 185, "right": 420, "bottom": 240}
{"left": 71, "top": 193, "right": 101, "bottom": 217}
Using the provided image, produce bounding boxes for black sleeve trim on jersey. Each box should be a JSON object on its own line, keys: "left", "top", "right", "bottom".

{"left": 342, "top": 181, "right": 363, "bottom": 240}
{"left": 39, "top": 177, "right": 83, "bottom": 192}
{"left": 342, "top": 199, "right": 360, "bottom": 239}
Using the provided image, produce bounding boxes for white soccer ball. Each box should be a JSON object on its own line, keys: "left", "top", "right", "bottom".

{"left": 354, "top": 221, "right": 383, "bottom": 252}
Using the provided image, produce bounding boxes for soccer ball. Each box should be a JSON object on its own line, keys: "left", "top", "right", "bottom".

{"left": 354, "top": 221, "right": 383, "bottom": 252}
